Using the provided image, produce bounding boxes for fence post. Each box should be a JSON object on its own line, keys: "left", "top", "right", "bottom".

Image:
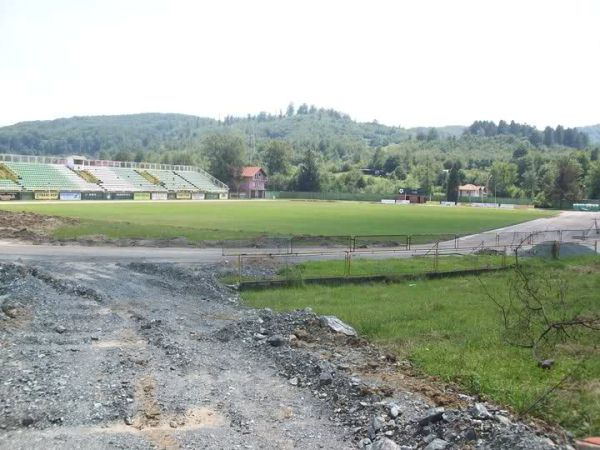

{"left": 408, "top": 235, "right": 411, "bottom": 250}
{"left": 454, "top": 234, "right": 458, "bottom": 249}
{"left": 347, "top": 252, "right": 352, "bottom": 277}
{"left": 238, "top": 254, "right": 242, "bottom": 284}
{"left": 502, "top": 246, "right": 507, "bottom": 267}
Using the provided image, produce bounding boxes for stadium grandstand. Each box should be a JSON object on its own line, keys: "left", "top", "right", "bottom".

{"left": 0, "top": 154, "right": 228, "bottom": 201}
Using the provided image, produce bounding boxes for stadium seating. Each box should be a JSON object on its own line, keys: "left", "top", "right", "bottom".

{"left": 5, "top": 162, "right": 81, "bottom": 190}
{"left": 52, "top": 165, "right": 103, "bottom": 191}
{"left": 175, "top": 170, "right": 227, "bottom": 192}
{"left": 111, "top": 168, "right": 167, "bottom": 192}
{"left": 0, "top": 179, "right": 21, "bottom": 191}
{"left": 0, "top": 156, "right": 229, "bottom": 197}
{"left": 146, "top": 169, "right": 198, "bottom": 191}
{"left": 85, "top": 167, "right": 139, "bottom": 192}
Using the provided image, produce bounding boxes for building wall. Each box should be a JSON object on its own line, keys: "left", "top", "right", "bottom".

{"left": 240, "top": 173, "right": 267, "bottom": 193}
{"left": 459, "top": 189, "right": 484, "bottom": 198}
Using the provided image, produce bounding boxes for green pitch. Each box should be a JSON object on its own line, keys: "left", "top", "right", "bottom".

{"left": 0, "top": 200, "right": 554, "bottom": 241}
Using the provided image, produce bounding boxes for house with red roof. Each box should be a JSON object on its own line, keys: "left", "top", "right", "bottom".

{"left": 458, "top": 184, "right": 486, "bottom": 199}
{"left": 240, "top": 166, "right": 267, "bottom": 198}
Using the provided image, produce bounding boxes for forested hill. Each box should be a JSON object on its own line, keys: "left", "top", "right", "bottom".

{"left": 0, "top": 109, "right": 593, "bottom": 162}
{"left": 0, "top": 113, "right": 218, "bottom": 157}
{"left": 1, "top": 108, "right": 598, "bottom": 204}
{"left": 0, "top": 110, "right": 419, "bottom": 157}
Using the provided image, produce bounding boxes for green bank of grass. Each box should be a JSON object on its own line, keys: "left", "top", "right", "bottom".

{"left": 0, "top": 201, "right": 553, "bottom": 242}
{"left": 50, "top": 220, "right": 249, "bottom": 242}
{"left": 241, "top": 256, "right": 600, "bottom": 436}
{"left": 269, "top": 255, "right": 506, "bottom": 280}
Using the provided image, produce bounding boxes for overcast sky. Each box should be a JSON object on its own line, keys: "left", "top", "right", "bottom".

{"left": 1, "top": 0, "right": 599, "bottom": 128}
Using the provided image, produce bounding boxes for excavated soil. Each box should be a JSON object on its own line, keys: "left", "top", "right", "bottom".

{"left": 0, "top": 261, "right": 574, "bottom": 449}
{"left": 0, "top": 210, "right": 78, "bottom": 242}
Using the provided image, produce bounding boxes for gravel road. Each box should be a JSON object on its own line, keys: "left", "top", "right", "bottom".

{"left": 0, "top": 260, "right": 575, "bottom": 449}
{"left": 0, "top": 261, "right": 353, "bottom": 449}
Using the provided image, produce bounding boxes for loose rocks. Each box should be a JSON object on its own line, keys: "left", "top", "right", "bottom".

{"left": 319, "top": 315, "right": 357, "bottom": 336}
{"left": 266, "top": 334, "right": 285, "bottom": 347}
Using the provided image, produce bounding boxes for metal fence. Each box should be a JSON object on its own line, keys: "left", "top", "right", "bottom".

{"left": 223, "top": 227, "right": 600, "bottom": 257}
{"left": 226, "top": 228, "right": 600, "bottom": 283}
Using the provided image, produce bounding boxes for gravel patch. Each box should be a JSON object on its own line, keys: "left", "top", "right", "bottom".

{"left": 0, "top": 261, "right": 576, "bottom": 449}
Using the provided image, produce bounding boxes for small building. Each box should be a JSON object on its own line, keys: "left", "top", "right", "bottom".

{"left": 240, "top": 166, "right": 267, "bottom": 199}
{"left": 459, "top": 184, "right": 486, "bottom": 199}
{"left": 396, "top": 188, "right": 427, "bottom": 204}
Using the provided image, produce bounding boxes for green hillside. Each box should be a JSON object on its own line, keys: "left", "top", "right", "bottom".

{"left": 0, "top": 109, "right": 415, "bottom": 158}
{"left": 0, "top": 108, "right": 598, "bottom": 205}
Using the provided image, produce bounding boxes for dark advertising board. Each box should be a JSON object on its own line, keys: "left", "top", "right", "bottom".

{"left": 0, "top": 192, "right": 19, "bottom": 201}
{"left": 106, "top": 192, "right": 134, "bottom": 200}
{"left": 81, "top": 192, "right": 105, "bottom": 200}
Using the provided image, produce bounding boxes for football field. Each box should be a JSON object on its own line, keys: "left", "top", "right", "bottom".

{"left": 0, "top": 200, "right": 554, "bottom": 242}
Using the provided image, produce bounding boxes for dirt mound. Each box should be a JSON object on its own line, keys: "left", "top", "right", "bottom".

{"left": 0, "top": 210, "right": 77, "bottom": 242}
{"left": 519, "top": 241, "right": 597, "bottom": 258}
{"left": 216, "top": 307, "right": 573, "bottom": 449}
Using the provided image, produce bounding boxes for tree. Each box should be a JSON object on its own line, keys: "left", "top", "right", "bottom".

{"left": 134, "top": 150, "right": 145, "bottom": 162}
{"left": 262, "top": 140, "right": 291, "bottom": 175}
{"left": 547, "top": 157, "right": 582, "bottom": 208}
{"left": 555, "top": 125, "right": 564, "bottom": 145}
{"left": 383, "top": 155, "right": 401, "bottom": 174}
{"left": 202, "top": 133, "right": 246, "bottom": 188}
{"left": 369, "top": 147, "right": 385, "bottom": 171}
{"left": 586, "top": 161, "right": 600, "bottom": 199}
{"left": 297, "top": 103, "right": 309, "bottom": 114}
{"left": 426, "top": 128, "right": 439, "bottom": 141}
{"left": 572, "top": 151, "right": 590, "bottom": 180}
{"left": 489, "top": 161, "right": 518, "bottom": 197}
{"left": 446, "top": 162, "right": 461, "bottom": 203}
{"left": 529, "top": 130, "right": 543, "bottom": 146}
{"left": 512, "top": 145, "right": 528, "bottom": 159}
{"left": 543, "top": 126, "right": 554, "bottom": 146}
{"left": 113, "top": 149, "right": 132, "bottom": 161}
{"left": 170, "top": 151, "right": 194, "bottom": 166}
{"left": 295, "top": 148, "right": 320, "bottom": 191}
{"left": 413, "top": 158, "right": 437, "bottom": 197}
{"left": 286, "top": 103, "right": 295, "bottom": 117}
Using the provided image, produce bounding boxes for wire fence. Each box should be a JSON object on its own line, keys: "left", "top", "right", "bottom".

{"left": 226, "top": 228, "right": 600, "bottom": 284}
{"left": 223, "top": 226, "right": 600, "bottom": 257}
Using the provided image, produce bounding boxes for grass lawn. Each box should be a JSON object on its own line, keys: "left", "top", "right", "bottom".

{"left": 0, "top": 200, "right": 554, "bottom": 242}
{"left": 236, "top": 254, "right": 507, "bottom": 282}
{"left": 241, "top": 256, "right": 600, "bottom": 436}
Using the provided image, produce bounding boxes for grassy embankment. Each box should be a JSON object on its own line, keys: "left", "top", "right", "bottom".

{"left": 232, "top": 254, "right": 508, "bottom": 283}
{"left": 0, "top": 201, "right": 553, "bottom": 242}
{"left": 241, "top": 255, "right": 600, "bottom": 436}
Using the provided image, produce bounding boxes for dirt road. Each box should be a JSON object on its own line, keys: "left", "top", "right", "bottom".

{"left": 0, "top": 261, "right": 570, "bottom": 450}
{"left": 0, "top": 262, "right": 353, "bottom": 449}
